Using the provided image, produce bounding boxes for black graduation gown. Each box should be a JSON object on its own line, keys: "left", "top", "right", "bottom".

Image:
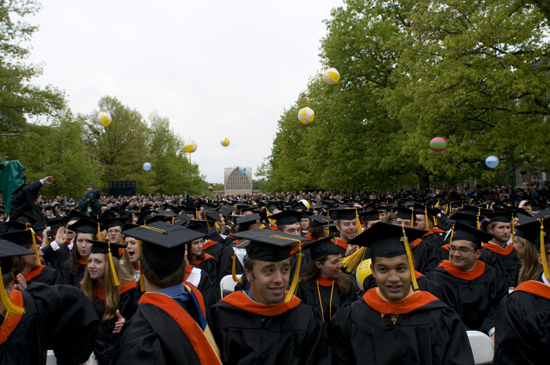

{"left": 9, "top": 180, "right": 47, "bottom": 228}
{"left": 195, "top": 255, "right": 220, "bottom": 292}
{"left": 427, "top": 260, "right": 508, "bottom": 333}
{"left": 328, "top": 290, "right": 474, "bottom": 365}
{"left": 361, "top": 271, "right": 443, "bottom": 300}
{"left": 203, "top": 240, "right": 224, "bottom": 262}
{"left": 481, "top": 242, "right": 520, "bottom": 288}
{"left": 23, "top": 264, "right": 61, "bottom": 286}
{"left": 185, "top": 266, "right": 220, "bottom": 312}
{"left": 60, "top": 260, "right": 86, "bottom": 287}
{"left": 112, "top": 286, "right": 220, "bottom": 365}
{"left": 92, "top": 283, "right": 137, "bottom": 365}
{"left": 494, "top": 277, "right": 550, "bottom": 364}
{"left": 411, "top": 229, "right": 445, "bottom": 274}
{"left": 41, "top": 242, "right": 71, "bottom": 270}
{"left": 0, "top": 283, "right": 99, "bottom": 364}
{"left": 211, "top": 292, "right": 329, "bottom": 365}
{"left": 296, "top": 277, "right": 358, "bottom": 322}
{"left": 208, "top": 231, "right": 225, "bottom": 244}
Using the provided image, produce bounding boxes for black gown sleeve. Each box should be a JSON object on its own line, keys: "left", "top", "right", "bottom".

{"left": 27, "top": 283, "right": 99, "bottom": 365}
{"left": 328, "top": 303, "right": 355, "bottom": 364}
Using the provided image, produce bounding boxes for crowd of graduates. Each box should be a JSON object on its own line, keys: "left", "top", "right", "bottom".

{"left": 0, "top": 176, "right": 549, "bottom": 364}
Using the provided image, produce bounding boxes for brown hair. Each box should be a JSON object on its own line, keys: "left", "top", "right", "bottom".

{"left": 2, "top": 272, "right": 14, "bottom": 288}
{"left": 140, "top": 255, "right": 186, "bottom": 288}
{"left": 517, "top": 237, "right": 542, "bottom": 284}
{"left": 69, "top": 232, "right": 97, "bottom": 276}
{"left": 80, "top": 254, "right": 134, "bottom": 321}
{"left": 299, "top": 256, "right": 354, "bottom": 295}
{"left": 308, "top": 226, "right": 327, "bottom": 240}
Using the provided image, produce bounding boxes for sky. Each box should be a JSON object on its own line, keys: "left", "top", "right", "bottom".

{"left": 25, "top": 0, "right": 344, "bottom": 183}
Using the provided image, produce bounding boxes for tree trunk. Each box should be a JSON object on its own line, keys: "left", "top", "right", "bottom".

{"left": 417, "top": 166, "right": 431, "bottom": 192}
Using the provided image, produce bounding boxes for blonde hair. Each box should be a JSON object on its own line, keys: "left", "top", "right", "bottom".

{"left": 80, "top": 254, "right": 134, "bottom": 321}
{"left": 517, "top": 237, "right": 543, "bottom": 284}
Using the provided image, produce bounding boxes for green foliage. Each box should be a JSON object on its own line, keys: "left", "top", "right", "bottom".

{"left": 0, "top": 110, "right": 100, "bottom": 197}
{"left": 0, "top": 0, "right": 65, "bottom": 132}
{"left": 264, "top": 0, "right": 550, "bottom": 192}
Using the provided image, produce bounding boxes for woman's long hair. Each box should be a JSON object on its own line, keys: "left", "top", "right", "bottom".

{"left": 308, "top": 226, "right": 327, "bottom": 240}
{"left": 120, "top": 249, "right": 135, "bottom": 278}
{"left": 80, "top": 255, "right": 135, "bottom": 321}
{"left": 518, "top": 237, "right": 543, "bottom": 284}
{"left": 69, "top": 232, "right": 97, "bottom": 276}
{"left": 299, "top": 255, "right": 354, "bottom": 295}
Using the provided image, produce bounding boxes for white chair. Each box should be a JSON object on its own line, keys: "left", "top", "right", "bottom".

{"left": 466, "top": 330, "right": 494, "bottom": 364}
{"left": 46, "top": 350, "right": 56, "bottom": 365}
{"left": 220, "top": 274, "right": 242, "bottom": 298}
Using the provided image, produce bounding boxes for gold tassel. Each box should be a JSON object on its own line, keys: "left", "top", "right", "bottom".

{"left": 511, "top": 217, "right": 515, "bottom": 248}
{"left": 0, "top": 265, "right": 25, "bottom": 317}
{"left": 410, "top": 210, "right": 414, "bottom": 228}
{"left": 448, "top": 224, "right": 455, "bottom": 262}
{"left": 97, "top": 223, "right": 103, "bottom": 241}
{"left": 477, "top": 208, "right": 481, "bottom": 230}
{"left": 425, "top": 208, "right": 430, "bottom": 230}
{"left": 401, "top": 226, "right": 418, "bottom": 291}
{"left": 266, "top": 208, "right": 277, "bottom": 226}
{"left": 285, "top": 247, "right": 302, "bottom": 302}
{"left": 108, "top": 242, "right": 121, "bottom": 286}
{"left": 539, "top": 219, "right": 550, "bottom": 281}
{"left": 232, "top": 255, "right": 243, "bottom": 284}
{"left": 28, "top": 228, "right": 41, "bottom": 266}
{"left": 355, "top": 209, "right": 363, "bottom": 236}
{"left": 340, "top": 246, "right": 366, "bottom": 274}
{"left": 138, "top": 240, "right": 145, "bottom": 292}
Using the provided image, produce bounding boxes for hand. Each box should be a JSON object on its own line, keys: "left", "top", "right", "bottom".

{"left": 112, "top": 310, "right": 126, "bottom": 334}
{"left": 490, "top": 332, "right": 495, "bottom": 342}
{"left": 56, "top": 226, "right": 65, "bottom": 244}
{"left": 14, "top": 274, "right": 27, "bottom": 291}
{"left": 43, "top": 176, "right": 53, "bottom": 184}
{"left": 345, "top": 244, "right": 360, "bottom": 257}
{"left": 41, "top": 228, "right": 51, "bottom": 247}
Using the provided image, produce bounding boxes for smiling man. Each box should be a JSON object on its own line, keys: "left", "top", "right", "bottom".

{"left": 329, "top": 208, "right": 360, "bottom": 256}
{"left": 329, "top": 222, "right": 474, "bottom": 365}
{"left": 428, "top": 222, "right": 508, "bottom": 335}
{"left": 211, "top": 229, "right": 328, "bottom": 365}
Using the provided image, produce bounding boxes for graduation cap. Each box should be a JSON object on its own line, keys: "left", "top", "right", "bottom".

{"left": 291, "top": 202, "right": 307, "bottom": 211}
{"left": 269, "top": 210, "right": 303, "bottom": 226}
{"left": 48, "top": 217, "right": 69, "bottom": 231}
{"left": 14, "top": 212, "right": 37, "bottom": 225}
{"left": 236, "top": 213, "right": 261, "bottom": 226}
{"left": 266, "top": 202, "right": 280, "bottom": 214}
{"left": 449, "top": 222, "right": 493, "bottom": 249}
{"left": 187, "top": 222, "right": 208, "bottom": 235}
{"left": 67, "top": 209, "right": 89, "bottom": 222}
{"left": 154, "top": 210, "right": 178, "bottom": 217}
{"left": 448, "top": 212, "right": 478, "bottom": 228}
{"left": 231, "top": 229, "right": 309, "bottom": 302}
{"left": 173, "top": 214, "right": 191, "bottom": 226}
{"left": 483, "top": 211, "right": 515, "bottom": 223}
{"left": 122, "top": 222, "right": 206, "bottom": 288}
{"left": 304, "top": 235, "right": 340, "bottom": 260}
{"left": 145, "top": 214, "right": 174, "bottom": 225}
{"left": 204, "top": 209, "right": 223, "bottom": 223}
{"left": 359, "top": 210, "right": 380, "bottom": 222}
{"left": 310, "top": 215, "right": 335, "bottom": 227}
{"left": 345, "top": 222, "right": 427, "bottom": 290}
{"left": 67, "top": 218, "right": 105, "bottom": 241}
{"left": 0, "top": 239, "right": 34, "bottom": 316}
{"left": 0, "top": 229, "right": 42, "bottom": 266}
{"left": 102, "top": 217, "right": 127, "bottom": 229}
{"left": 534, "top": 208, "right": 550, "bottom": 219}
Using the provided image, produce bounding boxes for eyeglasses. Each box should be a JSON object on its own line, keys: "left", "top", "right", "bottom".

{"left": 449, "top": 245, "right": 476, "bottom": 255}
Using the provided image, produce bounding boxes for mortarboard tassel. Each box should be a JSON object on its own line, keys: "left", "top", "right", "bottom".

{"left": 425, "top": 208, "right": 430, "bottom": 231}
{"left": 97, "top": 223, "right": 103, "bottom": 241}
{"left": 28, "top": 228, "right": 41, "bottom": 266}
{"left": 539, "top": 219, "right": 550, "bottom": 281}
{"left": 410, "top": 210, "right": 414, "bottom": 228}
{"left": 266, "top": 208, "right": 277, "bottom": 226}
{"left": 107, "top": 242, "right": 121, "bottom": 286}
{"left": 231, "top": 254, "right": 244, "bottom": 284}
{"left": 448, "top": 224, "right": 456, "bottom": 262}
{"left": 510, "top": 217, "right": 515, "bottom": 249}
{"left": 340, "top": 246, "right": 366, "bottom": 274}
{"left": 355, "top": 209, "right": 363, "bottom": 236}
{"left": 401, "top": 226, "right": 419, "bottom": 291}
{"left": 285, "top": 245, "right": 302, "bottom": 303}
{"left": 138, "top": 240, "right": 145, "bottom": 292}
{"left": 0, "top": 265, "right": 25, "bottom": 317}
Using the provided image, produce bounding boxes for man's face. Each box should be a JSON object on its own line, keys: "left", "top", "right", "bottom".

{"left": 395, "top": 218, "right": 411, "bottom": 227}
{"left": 280, "top": 223, "right": 301, "bottom": 236}
{"left": 246, "top": 258, "right": 291, "bottom": 305}
{"left": 449, "top": 240, "right": 481, "bottom": 270}
{"left": 414, "top": 214, "right": 426, "bottom": 230}
{"left": 335, "top": 219, "right": 357, "bottom": 242}
{"left": 488, "top": 222, "right": 511, "bottom": 244}
{"left": 107, "top": 226, "right": 122, "bottom": 244}
{"left": 372, "top": 255, "right": 411, "bottom": 303}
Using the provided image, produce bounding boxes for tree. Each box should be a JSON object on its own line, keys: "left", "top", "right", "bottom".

{"left": 147, "top": 112, "right": 205, "bottom": 195}
{"left": 83, "top": 96, "right": 150, "bottom": 192}
{"left": 0, "top": 0, "right": 65, "bottom": 132}
{"left": 0, "top": 109, "right": 100, "bottom": 197}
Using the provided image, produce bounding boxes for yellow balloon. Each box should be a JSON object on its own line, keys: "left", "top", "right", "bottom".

{"left": 324, "top": 68, "right": 340, "bottom": 85}
{"left": 220, "top": 138, "right": 230, "bottom": 147}
{"left": 355, "top": 258, "right": 372, "bottom": 291}
{"left": 298, "top": 107, "right": 314, "bottom": 124}
{"left": 96, "top": 112, "right": 111, "bottom": 127}
{"left": 183, "top": 140, "right": 197, "bottom": 153}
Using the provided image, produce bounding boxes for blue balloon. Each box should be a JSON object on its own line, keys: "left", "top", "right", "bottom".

{"left": 485, "top": 156, "right": 499, "bottom": 169}
{"left": 238, "top": 167, "right": 246, "bottom": 175}
{"left": 143, "top": 162, "right": 152, "bottom": 171}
